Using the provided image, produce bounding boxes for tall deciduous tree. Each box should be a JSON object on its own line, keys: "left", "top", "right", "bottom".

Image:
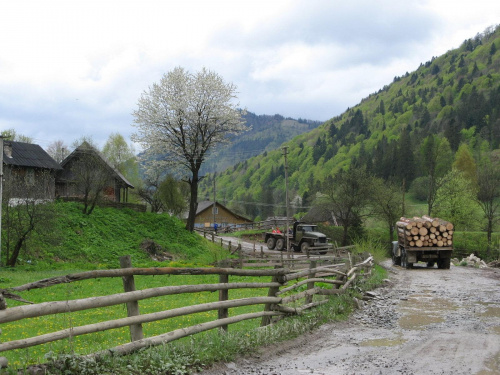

{"left": 102, "top": 133, "right": 136, "bottom": 174}
{"left": 433, "top": 169, "right": 479, "bottom": 231}
{"left": 2, "top": 169, "right": 57, "bottom": 267}
{"left": 476, "top": 159, "right": 500, "bottom": 256}
{"left": 132, "top": 67, "right": 247, "bottom": 231}
{"left": 46, "top": 140, "right": 69, "bottom": 163}
{"left": 453, "top": 143, "right": 477, "bottom": 186}
{"left": 371, "top": 178, "right": 403, "bottom": 249}
{"left": 158, "top": 175, "right": 188, "bottom": 217}
{"left": 70, "top": 143, "right": 111, "bottom": 215}
{"left": 419, "top": 135, "right": 453, "bottom": 215}
{"left": 1, "top": 129, "right": 33, "bottom": 143}
{"left": 137, "top": 168, "right": 164, "bottom": 213}
{"left": 320, "top": 167, "right": 373, "bottom": 246}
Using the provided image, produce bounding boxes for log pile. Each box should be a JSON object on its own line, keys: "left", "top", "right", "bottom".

{"left": 396, "top": 216, "right": 454, "bottom": 248}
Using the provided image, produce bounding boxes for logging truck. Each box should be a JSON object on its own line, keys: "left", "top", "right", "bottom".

{"left": 264, "top": 221, "right": 332, "bottom": 253}
{"left": 393, "top": 216, "right": 453, "bottom": 269}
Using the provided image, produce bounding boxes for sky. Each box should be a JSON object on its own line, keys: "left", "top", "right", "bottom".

{"left": 1, "top": 0, "right": 499, "bottom": 151}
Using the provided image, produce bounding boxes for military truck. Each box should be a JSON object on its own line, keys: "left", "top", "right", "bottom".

{"left": 393, "top": 216, "right": 454, "bottom": 269}
{"left": 264, "top": 221, "right": 331, "bottom": 253}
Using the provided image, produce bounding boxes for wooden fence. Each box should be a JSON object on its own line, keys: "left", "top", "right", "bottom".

{"left": 0, "top": 252, "right": 373, "bottom": 368}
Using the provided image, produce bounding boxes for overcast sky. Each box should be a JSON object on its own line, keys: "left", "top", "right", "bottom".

{"left": 1, "top": 0, "right": 499, "bottom": 151}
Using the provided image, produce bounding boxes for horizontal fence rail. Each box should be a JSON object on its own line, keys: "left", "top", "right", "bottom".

{"left": 0, "top": 252, "right": 373, "bottom": 369}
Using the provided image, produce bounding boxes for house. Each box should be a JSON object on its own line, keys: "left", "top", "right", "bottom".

{"left": 194, "top": 200, "right": 253, "bottom": 229}
{"left": 2, "top": 141, "right": 62, "bottom": 201}
{"left": 56, "top": 142, "right": 134, "bottom": 203}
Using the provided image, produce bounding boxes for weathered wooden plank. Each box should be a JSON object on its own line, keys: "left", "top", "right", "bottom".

{"left": 0, "top": 297, "right": 281, "bottom": 352}
{"left": 0, "top": 282, "right": 281, "bottom": 324}
{"left": 277, "top": 278, "right": 344, "bottom": 295}
{"left": 10, "top": 267, "right": 287, "bottom": 292}
{"left": 90, "top": 311, "right": 284, "bottom": 358}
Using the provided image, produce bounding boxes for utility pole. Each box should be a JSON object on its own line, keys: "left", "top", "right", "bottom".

{"left": 0, "top": 136, "right": 3, "bottom": 267}
{"left": 213, "top": 168, "right": 216, "bottom": 232}
{"left": 282, "top": 146, "right": 290, "bottom": 256}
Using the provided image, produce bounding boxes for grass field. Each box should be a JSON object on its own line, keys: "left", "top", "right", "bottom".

{"left": 0, "top": 269, "right": 271, "bottom": 368}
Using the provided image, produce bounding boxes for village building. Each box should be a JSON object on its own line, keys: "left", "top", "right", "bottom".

{"left": 2, "top": 141, "right": 62, "bottom": 202}
{"left": 55, "top": 142, "right": 134, "bottom": 203}
{"left": 194, "top": 200, "right": 253, "bottom": 229}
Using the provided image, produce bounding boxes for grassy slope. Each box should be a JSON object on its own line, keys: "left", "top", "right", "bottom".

{"left": 22, "top": 201, "right": 222, "bottom": 269}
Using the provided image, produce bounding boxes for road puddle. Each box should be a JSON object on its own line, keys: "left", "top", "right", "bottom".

{"left": 478, "top": 305, "right": 500, "bottom": 318}
{"left": 398, "top": 294, "right": 456, "bottom": 330}
{"left": 360, "top": 335, "right": 407, "bottom": 347}
{"left": 476, "top": 350, "right": 500, "bottom": 375}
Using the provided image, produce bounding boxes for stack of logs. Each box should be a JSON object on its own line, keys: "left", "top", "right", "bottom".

{"left": 396, "top": 215, "right": 454, "bottom": 248}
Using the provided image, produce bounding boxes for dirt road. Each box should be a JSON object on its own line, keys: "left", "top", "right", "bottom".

{"left": 203, "top": 260, "right": 500, "bottom": 375}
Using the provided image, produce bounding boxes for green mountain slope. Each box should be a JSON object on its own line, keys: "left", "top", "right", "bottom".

{"left": 200, "top": 25, "right": 500, "bottom": 220}
{"left": 201, "top": 111, "right": 322, "bottom": 174}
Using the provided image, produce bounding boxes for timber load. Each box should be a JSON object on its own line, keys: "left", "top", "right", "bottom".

{"left": 396, "top": 216, "right": 454, "bottom": 248}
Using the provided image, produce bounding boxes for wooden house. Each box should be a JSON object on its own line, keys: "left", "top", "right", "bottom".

{"left": 2, "top": 141, "right": 62, "bottom": 201}
{"left": 194, "top": 200, "right": 253, "bottom": 229}
{"left": 56, "top": 142, "right": 134, "bottom": 203}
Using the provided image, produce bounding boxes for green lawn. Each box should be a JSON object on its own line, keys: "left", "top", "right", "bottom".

{"left": 0, "top": 270, "right": 271, "bottom": 368}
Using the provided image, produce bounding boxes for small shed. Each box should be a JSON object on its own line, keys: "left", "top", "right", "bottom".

{"left": 2, "top": 141, "right": 62, "bottom": 201}
{"left": 194, "top": 200, "right": 253, "bottom": 229}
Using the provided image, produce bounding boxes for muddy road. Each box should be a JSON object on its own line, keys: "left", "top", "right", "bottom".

{"left": 203, "top": 260, "right": 500, "bottom": 375}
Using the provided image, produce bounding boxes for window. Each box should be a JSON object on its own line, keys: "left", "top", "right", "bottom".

{"left": 212, "top": 206, "right": 218, "bottom": 214}
{"left": 25, "top": 168, "right": 35, "bottom": 186}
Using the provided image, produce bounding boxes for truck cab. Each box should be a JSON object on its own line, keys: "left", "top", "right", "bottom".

{"left": 264, "top": 221, "right": 330, "bottom": 253}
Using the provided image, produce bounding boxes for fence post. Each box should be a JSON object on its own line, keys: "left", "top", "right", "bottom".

{"left": 228, "top": 241, "right": 232, "bottom": 252}
{"left": 260, "top": 245, "right": 264, "bottom": 257}
{"left": 305, "top": 260, "right": 317, "bottom": 305}
{"left": 218, "top": 274, "right": 229, "bottom": 332}
{"left": 261, "top": 267, "right": 284, "bottom": 327}
{"left": 238, "top": 244, "right": 243, "bottom": 268}
{"left": 120, "top": 255, "right": 144, "bottom": 342}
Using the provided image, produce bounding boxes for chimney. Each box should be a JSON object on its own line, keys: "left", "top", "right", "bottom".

{"left": 4, "top": 143, "right": 12, "bottom": 158}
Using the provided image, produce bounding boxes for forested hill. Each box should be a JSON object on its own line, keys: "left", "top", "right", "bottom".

{"left": 201, "top": 112, "right": 322, "bottom": 174}
{"left": 199, "top": 25, "right": 500, "bottom": 220}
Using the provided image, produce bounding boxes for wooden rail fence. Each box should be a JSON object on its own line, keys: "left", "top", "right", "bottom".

{"left": 0, "top": 253, "right": 373, "bottom": 368}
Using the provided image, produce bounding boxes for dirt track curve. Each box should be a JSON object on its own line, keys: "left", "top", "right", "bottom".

{"left": 201, "top": 259, "right": 500, "bottom": 375}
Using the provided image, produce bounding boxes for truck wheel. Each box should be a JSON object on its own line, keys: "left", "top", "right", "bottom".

{"left": 443, "top": 258, "right": 451, "bottom": 269}
{"left": 276, "top": 238, "right": 285, "bottom": 251}
{"left": 439, "top": 258, "right": 450, "bottom": 269}
{"left": 267, "top": 237, "right": 276, "bottom": 250}
{"left": 300, "top": 242, "right": 310, "bottom": 253}
{"left": 392, "top": 254, "right": 401, "bottom": 266}
{"left": 402, "top": 252, "right": 412, "bottom": 269}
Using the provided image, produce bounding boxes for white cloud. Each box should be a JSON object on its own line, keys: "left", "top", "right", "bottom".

{"left": 0, "top": 0, "right": 499, "bottom": 148}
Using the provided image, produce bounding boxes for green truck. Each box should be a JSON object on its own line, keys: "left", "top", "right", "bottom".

{"left": 264, "top": 221, "right": 332, "bottom": 253}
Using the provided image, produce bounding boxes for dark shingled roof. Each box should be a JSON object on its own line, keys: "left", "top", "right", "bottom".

{"left": 3, "top": 141, "right": 62, "bottom": 170}
{"left": 60, "top": 142, "right": 134, "bottom": 188}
